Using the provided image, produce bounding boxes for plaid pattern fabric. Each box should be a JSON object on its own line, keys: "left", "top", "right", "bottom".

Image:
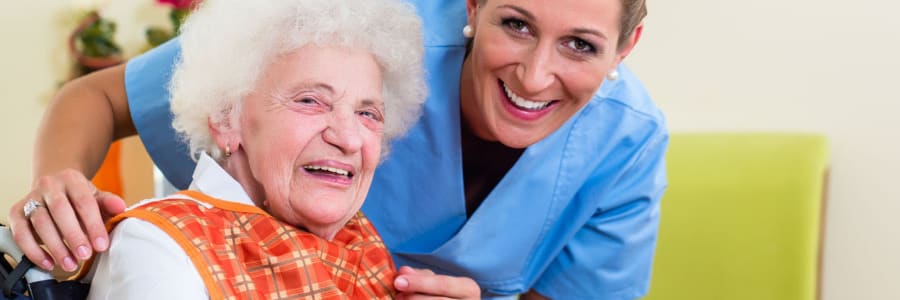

{"left": 107, "top": 190, "right": 396, "bottom": 300}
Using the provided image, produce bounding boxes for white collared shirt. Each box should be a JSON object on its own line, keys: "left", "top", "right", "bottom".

{"left": 88, "top": 153, "right": 254, "bottom": 300}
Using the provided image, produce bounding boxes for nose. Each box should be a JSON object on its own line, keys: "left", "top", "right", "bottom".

{"left": 516, "top": 43, "right": 556, "bottom": 94}
{"left": 322, "top": 110, "right": 363, "bottom": 154}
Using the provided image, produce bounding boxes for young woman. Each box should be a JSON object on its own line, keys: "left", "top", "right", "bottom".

{"left": 11, "top": 0, "right": 665, "bottom": 299}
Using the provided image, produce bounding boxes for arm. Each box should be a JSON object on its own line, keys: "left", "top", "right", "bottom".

{"left": 34, "top": 64, "right": 136, "bottom": 181}
{"left": 530, "top": 129, "right": 668, "bottom": 300}
{"left": 9, "top": 38, "right": 187, "bottom": 271}
{"left": 8, "top": 65, "right": 132, "bottom": 271}
{"left": 88, "top": 218, "right": 207, "bottom": 300}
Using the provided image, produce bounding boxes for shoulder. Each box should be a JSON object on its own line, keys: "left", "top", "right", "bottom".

{"left": 409, "top": 0, "right": 467, "bottom": 47}
{"left": 124, "top": 38, "right": 196, "bottom": 190}
{"left": 107, "top": 195, "right": 219, "bottom": 242}
{"left": 560, "top": 65, "right": 668, "bottom": 191}
{"left": 116, "top": 195, "right": 209, "bottom": 220}
{"left": 575, "top": 64, "right": 668, "bottom": 160}
{"left": 593, "top": 64, "right": 666, "bottom": 129}
{"left": 124, "top": 38, "right": 181, "bottom": 95}
{"left": 109, "top": 194, "right": 209, "bottom": 240}
{"left": 108, "top": 218, "right": 183, "bottom": 252}
{"left": 88, "top": 218, "right": 207, "bottom": 299}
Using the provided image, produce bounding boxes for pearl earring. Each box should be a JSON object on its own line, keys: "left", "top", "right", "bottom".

{"left": 606, "top": 69, "right": 619, "bottom": 81}
{"left": 224, "top": 144, "right": 232, "bottom": 158}
{"left": 462, "top": 25, "right": 474, "bottom": 38}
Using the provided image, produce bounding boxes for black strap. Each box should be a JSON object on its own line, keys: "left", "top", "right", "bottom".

{"left": 2, "top": 255, "right": 32, "bottom": 298}
{"left": 0, "top": 255, "right": 12, "bottom": 280}
{"left": 28, "top": 280, "right": 90, "bottom": 300}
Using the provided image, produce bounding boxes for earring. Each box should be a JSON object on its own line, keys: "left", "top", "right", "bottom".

{"left": 224, "top": 144, "right": 231, "bottom": 158}
{"left": 606, "top": 69, "right": 619, "bottom": 81}
{"left": 462, "top": 25, "right": 474, "bottom": 38}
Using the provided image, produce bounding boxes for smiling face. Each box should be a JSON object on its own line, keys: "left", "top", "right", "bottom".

{"left": 460, "top": 0, "right": 641, "bottom": 148}
{"left": 212, "top": 45, "right": 384, "bottom": 240}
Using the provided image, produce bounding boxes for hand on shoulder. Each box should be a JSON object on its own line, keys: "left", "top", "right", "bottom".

{"left": 7, "top": 168, "right": 125, "bottom": 271}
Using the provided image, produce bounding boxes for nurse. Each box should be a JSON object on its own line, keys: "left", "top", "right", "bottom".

{"left": 10, "top": 0, "right": 666, "bottom": 299}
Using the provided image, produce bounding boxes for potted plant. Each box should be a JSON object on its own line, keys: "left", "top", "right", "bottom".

{"left": 69, "top": 11, "right": 123, "bottom": 74}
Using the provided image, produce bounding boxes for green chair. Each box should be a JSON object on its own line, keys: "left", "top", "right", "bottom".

{"left": 644, "top": 133, "right": 829, "bottom": 300}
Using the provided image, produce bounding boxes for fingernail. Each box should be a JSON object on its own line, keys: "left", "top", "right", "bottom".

{"left": 76, "top": 245, "right": 91, "bottom": 259}
{"left": 95, "top": 237, "right": 109, "bottom": 251}
{"left": 63, "top": 256, "right": 77, "bottom": 271}
{"left": 41, "top": 260, "right": 53, "bottom": 270}
{"left": 394, "top": 277, "right": 408, "bottom": 289}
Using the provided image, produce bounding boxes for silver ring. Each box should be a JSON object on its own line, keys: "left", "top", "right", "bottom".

{"left": 23, "top": 198, "right": 44, "bottom": 219}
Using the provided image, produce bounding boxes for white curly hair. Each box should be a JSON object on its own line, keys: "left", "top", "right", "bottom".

{"left": 169, "top": 0, "right": 426, "bottom": 161}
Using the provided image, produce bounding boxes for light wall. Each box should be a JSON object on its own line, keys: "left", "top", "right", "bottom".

{"left": 0, "top": 0, "right": 167, "bottom": 222}
{"left": 628, "top": 1, "right": 900, "bottom": 299}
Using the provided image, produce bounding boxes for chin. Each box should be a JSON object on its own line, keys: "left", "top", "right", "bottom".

{"left": 490, "top": 125, "right": 549, "bottom": 149}
{"left": 496, "top": 136, "right": 537, "bottom": 149}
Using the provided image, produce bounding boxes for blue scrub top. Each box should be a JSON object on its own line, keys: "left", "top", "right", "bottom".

{"left": 125, "top": 1, "right": 668, "bottom": 299}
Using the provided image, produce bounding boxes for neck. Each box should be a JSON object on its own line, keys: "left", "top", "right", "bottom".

{"left": 220, "top": 151, "right": 266, "bottom": 209}
{"left": 459, "top": 55, "right": 496, "bottom": 142}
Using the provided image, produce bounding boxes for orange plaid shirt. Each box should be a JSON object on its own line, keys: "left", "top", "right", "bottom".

{"left": 107, "top": 190, "right": 397, "bottom": 300}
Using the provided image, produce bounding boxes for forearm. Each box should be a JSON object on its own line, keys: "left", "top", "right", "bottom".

{"left": 32, "top": 64, "right": 135, "bottom": 182}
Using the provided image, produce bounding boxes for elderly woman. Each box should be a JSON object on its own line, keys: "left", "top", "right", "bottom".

{"left": 84, "top": 0, "right": 425, "bottom": 298}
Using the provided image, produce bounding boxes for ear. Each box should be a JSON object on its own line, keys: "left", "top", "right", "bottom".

{"left": 208, "top": 113, "right": 241, "bottom": 153}
{"left": 465, "top": 0, "right": 479, "bottom": 29}
{"left": 613, "top": 22, "right": 644, "bottom": 65}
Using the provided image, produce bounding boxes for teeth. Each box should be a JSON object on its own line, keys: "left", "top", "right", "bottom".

{"left": 303, "top": 165, "right": 350, "bottom": 177}
{"left": 504, "top": 84, "right": 552, "bottom": 111}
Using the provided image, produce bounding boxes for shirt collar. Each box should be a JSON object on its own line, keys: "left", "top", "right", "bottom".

{"left": 188, "top": 153, "right": 256, "bottom": 206}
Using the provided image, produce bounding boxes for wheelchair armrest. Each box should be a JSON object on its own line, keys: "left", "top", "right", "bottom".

{"left": 0, "top": 226, "right": 54, "bottom": 283}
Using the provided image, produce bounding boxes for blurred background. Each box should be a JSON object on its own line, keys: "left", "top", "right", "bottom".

{"left": 628, "top": 1, "right": 899, "bottom": 299}
{"left": 0, "top": 0, "right": 898, "bottom": 299}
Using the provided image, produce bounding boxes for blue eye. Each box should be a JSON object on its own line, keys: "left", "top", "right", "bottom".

{"left": 358, "top": 110, "right": 382, "bottom": 121}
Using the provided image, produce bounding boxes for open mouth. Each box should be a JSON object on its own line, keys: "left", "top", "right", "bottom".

{"left": 302, "top": 165, "right": 354, "bottom": 179}
{"left": 500, "top": 80, "right": 558, "bottom": 112}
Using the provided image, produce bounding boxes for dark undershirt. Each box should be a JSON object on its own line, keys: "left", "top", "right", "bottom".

{"left": 461, "top": 122, "right": 525, "bottom": 218}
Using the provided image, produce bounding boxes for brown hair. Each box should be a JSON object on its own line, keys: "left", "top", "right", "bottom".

{"left": 618, "top": 0, "right": 647, "bottom": 50}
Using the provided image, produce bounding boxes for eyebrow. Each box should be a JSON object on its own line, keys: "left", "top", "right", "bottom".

{"left": 572, "top": 28, "right": 608, "bottom": 41}
{"left": 498, "top": 4, "right": 536, "bottom": 21}
{"left": 497, "top": 4, "right": 608, "bottom": 41}
{"left": 360, "top": 98, "right": 385, "bottom": 111}
{"left": 291, "top": 81, "right": 383, "bottom": 108}
{"left": 296, "top": 82, "right": 335, "bottom": 95}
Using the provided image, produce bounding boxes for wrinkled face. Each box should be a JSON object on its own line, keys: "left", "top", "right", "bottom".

{"left": 224, "top": 46, "right": 384, "bottom": 239}
{"left": 461, "top": 0, "right": 633, "bottom": 148}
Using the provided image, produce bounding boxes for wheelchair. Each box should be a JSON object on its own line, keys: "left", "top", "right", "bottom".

{"left": 0, "top": 226, "right": 89, "bottom": 300}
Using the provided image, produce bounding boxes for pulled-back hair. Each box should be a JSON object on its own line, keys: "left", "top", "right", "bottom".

{"left": 619, "top": 0, "right": 647, "bottom": 49}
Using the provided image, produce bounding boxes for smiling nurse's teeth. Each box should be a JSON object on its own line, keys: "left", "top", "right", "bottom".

{"left": 503, "top": 84, "right": 552, "bottom": 111}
